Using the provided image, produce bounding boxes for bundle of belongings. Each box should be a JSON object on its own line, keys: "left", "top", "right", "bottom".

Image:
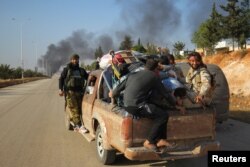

{"left": 99, "top": 50, "right": 144, "bottom": 104}
{"left": 99, "top": 51, "right": 207, "bottom": 109}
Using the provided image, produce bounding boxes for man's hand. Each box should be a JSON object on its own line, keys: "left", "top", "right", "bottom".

{"left": 59, "top": 90, "right": 64, "bottom": 96}
{"left": 195, "top": 95, "right": 204, "bottom": 103}
{"left": 176, "top": 97, "right": 183, "bottom": 106}
{"left": 176, "top": 105, "right": 186, "bottom": 115}
{"left": 176, "top": 97, "right": 186, "bottom": 114}
{"left": 108, "top": 91, "right": 113, "bottom": 98}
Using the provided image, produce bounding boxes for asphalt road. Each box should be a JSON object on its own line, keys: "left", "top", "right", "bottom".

{"left": 0, "top": 76, "right": 249, "bottom": 167}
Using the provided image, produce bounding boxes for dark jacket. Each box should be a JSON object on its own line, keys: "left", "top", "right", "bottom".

{"left": 112, "top": 69, "right": 176, "bottom": 107}
{"left": 59, "top": 63, "right": 88, "bottom": 92}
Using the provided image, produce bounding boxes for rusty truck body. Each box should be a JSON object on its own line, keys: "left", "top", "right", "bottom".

{"left": 64, "top": 51, "right": 229, "bottom": 165}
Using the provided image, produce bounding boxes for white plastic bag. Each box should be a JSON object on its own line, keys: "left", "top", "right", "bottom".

{"left": 99, "top": 53, "right": 112, "bottom": 69}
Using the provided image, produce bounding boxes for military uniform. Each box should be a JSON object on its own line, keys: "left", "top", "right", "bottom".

{"left": 59, "top": 63, "right": 88, "bottom": 127}
{"left": 186, "top": 67, "right": 212, "bottom": 104}
{"left": 65, "top": 91, "right": 82, "bottom": 125}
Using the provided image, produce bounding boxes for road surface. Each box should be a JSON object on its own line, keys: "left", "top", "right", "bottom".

{"left": 0, "top": 76, "right": 249, "bottom": 167}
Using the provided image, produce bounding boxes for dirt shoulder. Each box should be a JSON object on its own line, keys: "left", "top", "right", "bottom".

{"left": 203, "top": 49, "right": 250, "bottom": 123}
{"left": 204, "top": 49, "right": 250, "bottom": 97}
{"left": 0, "top": 77, "right": 49, "bottom": 88}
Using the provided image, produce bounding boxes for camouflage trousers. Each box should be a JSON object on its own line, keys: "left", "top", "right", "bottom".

{"left": 65, "top": 91, "right": 83, "bottom": 126}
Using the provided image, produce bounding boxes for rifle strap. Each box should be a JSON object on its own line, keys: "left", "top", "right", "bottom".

{"left": 190, "top": 70, "right": 200, "bottom": 82}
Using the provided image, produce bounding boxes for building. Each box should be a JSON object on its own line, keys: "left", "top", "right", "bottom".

{"left": 215, "top": 38, "right": 250, "bottom": 52}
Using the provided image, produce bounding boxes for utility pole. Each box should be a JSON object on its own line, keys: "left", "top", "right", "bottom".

{"left": 12, "top": 18, "right": 30, "bottom": 79}
{"left": 20, "top": 23, "right": 24, "bottom": 79}
{"left": 33, "top": 41, "right": 38, "bottom": 72}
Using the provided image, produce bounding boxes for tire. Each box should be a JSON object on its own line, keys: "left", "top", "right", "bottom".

{"left": 207, "top": 64, "right": 229, "bottom": 122}
{"left": 178, "top": 63, "right": 229, "bottom": 122}
{"left": 96, "top": 125, "right": 116, "bottom": 165}
{"left": 64, "top": 109, "right": 73, "bottom": 130}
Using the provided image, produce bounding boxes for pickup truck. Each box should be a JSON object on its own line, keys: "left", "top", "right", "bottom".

{"left": 65, "top": 62, "right": 229, "bottom": 165}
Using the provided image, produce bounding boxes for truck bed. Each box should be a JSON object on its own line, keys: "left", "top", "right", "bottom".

{"left": 80, "top": 69, "right": 220, "bottom": 164}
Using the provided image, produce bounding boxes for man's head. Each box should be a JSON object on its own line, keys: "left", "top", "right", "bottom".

{"left": 167, "top": 54, "right": 175, "bottom": 65}
{"left": 158, "top": 56, "right": 170, "bottom": 70}
{"left": 70, "top": 54, "right": 79, "bottom": 65}
{"left": 145, "top": 58, "right": 159, "bottom": 71}
{"left": 109, "top": 50, "right": 115, "bottom": 56}
{"left": 187, "top": 52, "right": 204, "bottom": 69}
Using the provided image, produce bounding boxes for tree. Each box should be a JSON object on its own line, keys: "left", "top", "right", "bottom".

{"left": 82, "top": 61, "right": 97, "bottom": 71}
{"left": 119, "top": 35, "right": 133, "bottom": 50}
{"left": 0, "top": 64, "right": 45, "bottom": 79}
{"left": 0, "top": 64, "right": 14, "bottom": 79}
{"left": 132, "top": 45, "right": 147, "bottom": 53}
{"left": 239, "top": 0, "right": 250, "bottom": 48}
{"left": 24, "top": 69, "right": 35, "bottom": 77}
{"left": 12, "top": 67, "right": 22, "bottom": 79}
{"left": 192, "top": 21, "right": 211, "bottom": 53}
{"left": 132, "top": 38, "right": 147, "bottom": 53}
{"left": 207, "top": 3, "right": 223, "bottom": 49}
{"left": 192, "top": 3, "right": 223, "bottom": 54}
{"left": 94, "top": 46, "right": 103, "bottom": 59}
{"left": 220, "top": 0, "right": 244, "bottom": 50}
{"left": 146, "top": 43, "right": 158, "bottom": 55}
{"left": 173, "top": 41, "right": 185, "bottom": 52}
{"left": 137, "top": 38, "right": 141, "bottom": 46}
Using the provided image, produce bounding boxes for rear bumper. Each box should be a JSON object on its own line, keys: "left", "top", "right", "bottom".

{"left": 124, "top": 140, "right": 220, "bottom": 161}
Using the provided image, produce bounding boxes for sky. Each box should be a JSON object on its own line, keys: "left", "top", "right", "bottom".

{"left": 0, "top": 0, "right": 227, "bottom": 73}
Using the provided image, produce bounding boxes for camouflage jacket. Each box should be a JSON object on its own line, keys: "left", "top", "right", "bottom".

{"left": 186, "top": 67, "right": 211, "bottom": 97}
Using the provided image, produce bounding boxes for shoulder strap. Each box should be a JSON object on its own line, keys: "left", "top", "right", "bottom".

{"left": 66, "top": 67, "right": 71, "bottom": 78}
{"left": 190, "top": 70, "right": 200, "bottom": 81}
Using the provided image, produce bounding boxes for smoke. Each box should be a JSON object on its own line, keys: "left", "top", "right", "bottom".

{"left": 38, "top": 30, "right": 114, "bottom": 74}
{"left": 115, "top": 0, "right": 227, "bottom": 46}
{"left": 182, "top": 0, "right": 227, "bottom": 36}
{"left": 115, "top": 0, "right": 181, "bottom": 45}
{"left": 39, "top": 0, "right": 227, "bottom": 74}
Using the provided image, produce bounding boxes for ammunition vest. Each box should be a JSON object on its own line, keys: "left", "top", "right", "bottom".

{"left": 65, "top": 67, "right": 86, "bottom": 91}
{"left": 187, "top": 67, "right": 216, "bottom": 95}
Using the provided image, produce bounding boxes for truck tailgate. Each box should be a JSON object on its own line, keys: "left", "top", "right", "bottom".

{"left": 132, "top": 110, "right": 215, "bottom": 143}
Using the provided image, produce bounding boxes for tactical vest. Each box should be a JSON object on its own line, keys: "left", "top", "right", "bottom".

{"left": 65, "top": 68, "right": 86, "bottom": 90}
{"left": 187, "top": 67, "right": 216, "bottom": 97}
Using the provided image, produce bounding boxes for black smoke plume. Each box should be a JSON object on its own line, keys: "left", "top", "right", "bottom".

{"left": 39, "top": 0, "right": 227, "bottom": 74}
{"left": 115, "top": 0, "right": 181, "bottom": 45}
{"left": 38, "top": 30, "right": 114, "bottom": 74}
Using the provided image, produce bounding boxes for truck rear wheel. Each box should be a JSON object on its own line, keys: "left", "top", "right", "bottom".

{"left": 96, "top": 125, "right": 116, "bottom": 165}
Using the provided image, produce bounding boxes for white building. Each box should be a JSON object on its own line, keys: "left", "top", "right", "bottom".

{"left": 215, "top": 38, "right": 250, "bottom": 51}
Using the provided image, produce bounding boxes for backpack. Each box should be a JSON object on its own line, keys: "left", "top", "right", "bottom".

{"left": 65, "top": 67, "right": 86, "bottom": 90}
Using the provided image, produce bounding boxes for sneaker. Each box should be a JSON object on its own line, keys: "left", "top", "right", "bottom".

{"left": 73, "top": 125, "right": 80, "bottom": 132}
{"left": 78, "top": 125, "right": 89, "bottom": 134}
